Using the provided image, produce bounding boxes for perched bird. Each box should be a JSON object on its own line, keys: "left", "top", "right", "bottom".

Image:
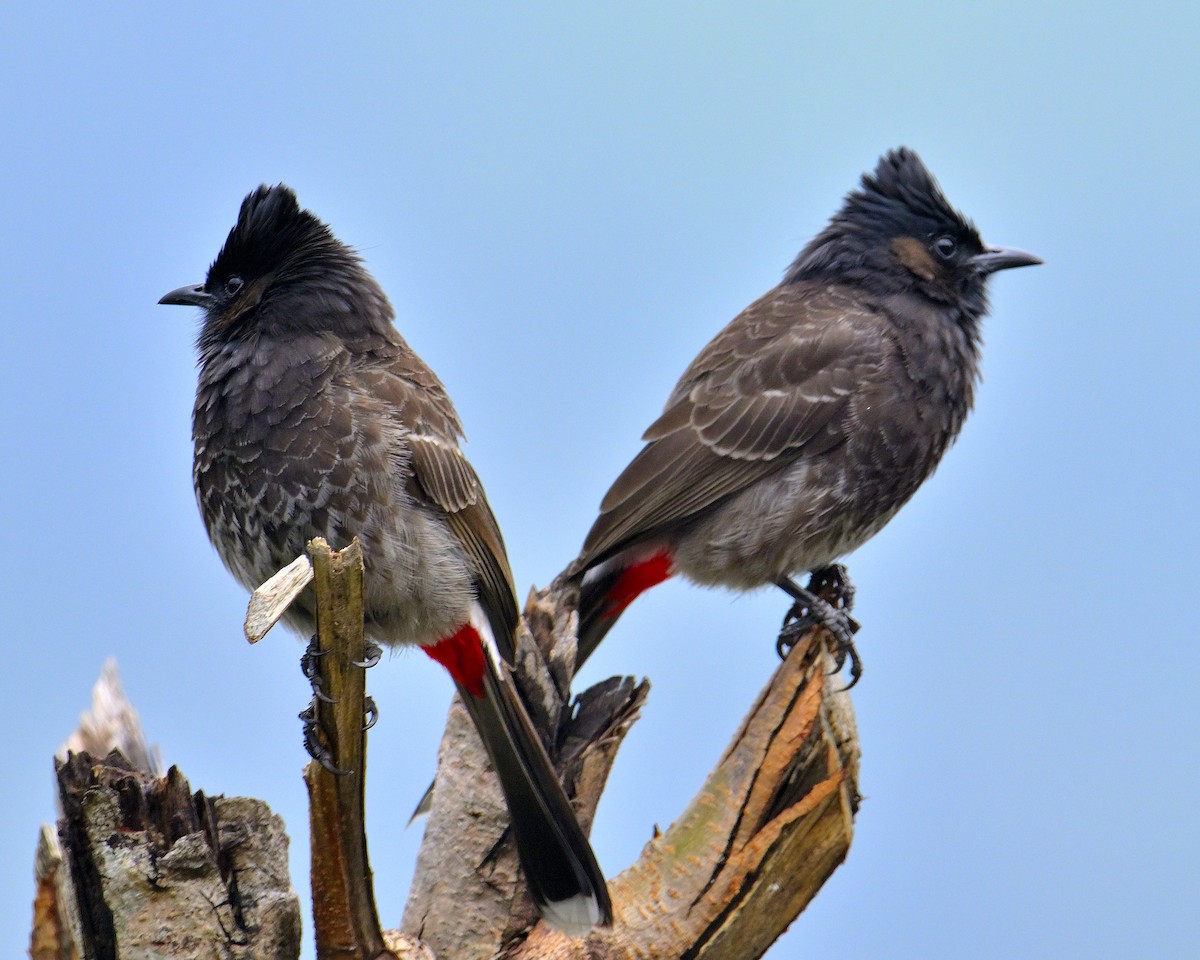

{"left": 570, "top": 148, "right": 1040, "bottom": 678}
{"left": 160, "top": 185, "right": 610, "bottom": 935}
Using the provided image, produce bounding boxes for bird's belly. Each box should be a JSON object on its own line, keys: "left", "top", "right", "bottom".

{"left": 197, "top": 464, "right": 473, "bottom": 648}
{"left": 672, "top": 453, "right": 922, "bottom": 589}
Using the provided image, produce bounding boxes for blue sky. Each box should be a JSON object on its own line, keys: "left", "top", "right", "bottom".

{"left": 2, "top": 4, "right": 1197, "bottom": 958}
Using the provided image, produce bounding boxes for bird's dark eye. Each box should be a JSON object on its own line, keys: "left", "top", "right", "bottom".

{"left": 932, "top": 236, "right": 957, "bottom": 261}
{"left": 224, "top": 275, "right": 245, "bottom": 297}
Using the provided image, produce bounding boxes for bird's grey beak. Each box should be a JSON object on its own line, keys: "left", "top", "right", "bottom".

{"left": 159, "top": 283, "right": 213, "bottom": 307}
{"left": 971, "top": 246, "right": 1042, "bottom": 274}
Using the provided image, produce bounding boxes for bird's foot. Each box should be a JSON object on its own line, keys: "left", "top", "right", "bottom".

{"left": 298, "top": 637, "right": 378, "bottom": 773}
{"left": 775, "top": 571, "right": 863, "bottom": 689}
{"left": 352, "top": 640, "right": 383, "bottom": 669}
{"left": 299, "top": 700, "right": 349, "bottom": 776}
{"left": 301, "top": 635, "right": 338, "bottom": 703}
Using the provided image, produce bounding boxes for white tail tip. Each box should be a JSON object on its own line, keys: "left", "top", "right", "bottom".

{"left": 540, "top": 893, "right": 604, "bottom": 938}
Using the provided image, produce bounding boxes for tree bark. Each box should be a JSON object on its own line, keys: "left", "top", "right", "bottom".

{"left": 408, "top": 579, "right": 859, "bottom": 960}
{"left": 37, "top": 752, "right": 301, "bottom": 960}
{"left": 32, "top": 543, "right": 859, "bottom": 959}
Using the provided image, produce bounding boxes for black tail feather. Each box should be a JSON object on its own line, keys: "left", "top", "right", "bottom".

{"left": 455, "top": 654, "right": 612, "bottom": 935}
{"left": 575, "top": 565, "right": 625, "bottom": 670}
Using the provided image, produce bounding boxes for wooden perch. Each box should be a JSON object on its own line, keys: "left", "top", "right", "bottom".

{"left": 32, "top": 544, "right": 859, "bottom": 960}
{"left": 301, "top": 538, "right": 401, "bottom": 960}
{"left": 408, "top": 580, "right": 860, "bottom": 960}
{"left": 514, "top": 626, "right": 859, "bottom": 958}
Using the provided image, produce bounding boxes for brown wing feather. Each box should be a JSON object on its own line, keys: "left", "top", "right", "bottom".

{"left": 354, "top": 347, "right": 520, "bottom": 653}
{"left": 582, "top": 283, "right": 887, "bottom": 566}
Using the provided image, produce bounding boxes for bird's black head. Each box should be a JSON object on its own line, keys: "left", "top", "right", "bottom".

{"left": 785, "top": 148, "right": 1039, "bottom": 318}
{"left": 160, "top": 184, "right": 393, "bottom": 350}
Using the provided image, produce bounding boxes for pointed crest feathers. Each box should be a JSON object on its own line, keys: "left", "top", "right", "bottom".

{"left": 206, "top": 183, "right": 340, "bottom": 288}
{"left": 835, "top": 147, "right": 976, "bottom": 241}
{"left": 786, "top": 147, "right": 982, "bottom": 285}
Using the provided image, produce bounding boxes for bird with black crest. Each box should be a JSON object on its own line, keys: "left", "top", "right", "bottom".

{"left": 568, "top": 148, "right": 1041, "bottom": 682}
{"left": 160, "top": 184, "right": 611, "bottom": 936}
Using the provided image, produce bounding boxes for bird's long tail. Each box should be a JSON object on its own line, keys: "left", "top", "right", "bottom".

{"left": 426, "top": 623, "right": 612, "bottom": 936}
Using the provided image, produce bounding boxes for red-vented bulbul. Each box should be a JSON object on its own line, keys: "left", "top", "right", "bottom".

{"left": 570, "top": 148, "right": 1040, "bottom": 679}
{"left": 160, "top": 185, "right": 610, "bottom": 935}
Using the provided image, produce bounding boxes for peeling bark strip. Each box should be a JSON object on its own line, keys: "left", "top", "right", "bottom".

{"left": 49, "top": 751, "right": 301, "bottom": 960}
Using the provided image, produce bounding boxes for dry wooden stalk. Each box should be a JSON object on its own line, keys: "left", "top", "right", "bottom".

{"left": 302, "top": 537, "right": 396, "bottom": 960}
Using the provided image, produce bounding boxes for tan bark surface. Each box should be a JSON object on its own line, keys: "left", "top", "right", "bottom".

{"left": 32, "top": 544, "right": 859, "bottom": 960}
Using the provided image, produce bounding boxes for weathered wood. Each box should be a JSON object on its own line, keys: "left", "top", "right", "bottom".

{"left": 402, "top": 578, "right": 858, "bottom": 959}
{"left": 35, "top": 662, "right": 297, "bottom": 960}
{"left": 47, "top": 751, "right": 301, "bottom": 960}
{"left": 303, "top": 538, "right": 396, "bottom": 960}
{"left": 58, "top": 657, "right": 161, "bottom": 777}
{"left": 507, "top": 624, "right": 858, "bottom": 960}
{"left": 30, "top": 824, "right": 78, "bottom": 960}
{"left": 33, "top": 551, "right": 859, "bottom": 960}
{"left": 245, "top": 553, "right": 315, "bottom": 643}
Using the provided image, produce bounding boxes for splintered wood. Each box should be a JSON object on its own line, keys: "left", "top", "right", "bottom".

{"left": 33, "top": 549, "right": 858, "bottom": 960}
{"left": 509, "top": 623, "right": 858, "bottom": 960}
{"left": 40, "top": 752, "right": 301, "bottom": 960}
{"left": 244, "top": 552, "right": 315, "bottom": 642}
{"left": 406, "top": 579, "right": 859, "bottom": 960}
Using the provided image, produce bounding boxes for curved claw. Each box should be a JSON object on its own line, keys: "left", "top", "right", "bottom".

{"left": 306, "top": 732, "right": 351, "bottom": 776}
{"left": 830, "top": 639, "right": 848, "bottom": 673}
{"left": 775, "top": 631, "right": 792, "bottom": 659}
{"left": 828, "top": 629, "right": 863, "bottom": 690}
{"left": 776, "top": 610, "right": 815, "bottom": 659}
{"left": 841, "top": 650, "right": 863, "bottom": 690}
{"left": 301, "top": 639, "right": 335, "bottom": 701}
{"left": 362, "top": 696, "right": 379, "bottom": 731}
{"left": 308, "top": 677, "right": 338, "bottom": 704}
{"left": 352, "top": 641, "right": 383, "bottom": 669}
{"left": 821, "top": 611, "right": 863, "bottom": 690}
{"left": 299, "top": 701, "right": 350, "bottom": 776}
{"left": 301, "top": 638, "right": 339, "bottom": 702}
{"left": 300, "top": 650, "right": 325, "bottom": 681}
